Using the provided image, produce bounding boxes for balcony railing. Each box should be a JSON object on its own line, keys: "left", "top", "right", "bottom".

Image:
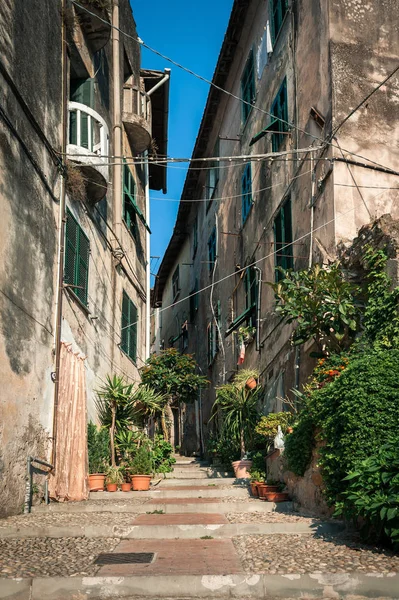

{"left": 122, "top": 85, "right": 152, "bottom": 153}
{"left": 68, "top": 101, "right": 109, "bottom": 156}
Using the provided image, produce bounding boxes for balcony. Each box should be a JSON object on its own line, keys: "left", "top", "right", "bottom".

{"left": 122, "top": 85, "right": 152, "bottom": 153}
{"left": 67, "top": 101, "right": 109, "bottom": 203}
{"left": 74, "top": 0, "right": 111, "bottom": 53}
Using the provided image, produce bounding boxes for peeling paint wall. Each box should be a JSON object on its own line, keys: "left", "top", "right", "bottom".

{"left": 0, "top": 0, "right": 149, "bottom": 516}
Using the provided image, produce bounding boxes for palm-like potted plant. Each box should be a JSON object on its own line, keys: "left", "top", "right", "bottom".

{"left": 211, "top": 370, "right": 261, "bottom": 478}
{"left": 249, "top": 469, "right": 265, "bottom": 497}
{"left": 95, "top": 375, "right": 134, "bottom": 468}
{"left": 130, "top": 445, "right": 153, "bottom": 491}
{"left": 105, "top": 466, "right": 124, "bottom": 492}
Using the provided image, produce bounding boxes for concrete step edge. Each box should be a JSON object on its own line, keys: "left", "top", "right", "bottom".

{"left": 0, "top": 521, "right": 344, "bottom": 539}
{"left": 2, "top": 572, "right": 398, "bottom": 599}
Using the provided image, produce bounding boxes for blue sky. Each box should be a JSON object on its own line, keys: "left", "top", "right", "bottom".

{"left": 131, "top": 0, "right": 234, "bottom": 283}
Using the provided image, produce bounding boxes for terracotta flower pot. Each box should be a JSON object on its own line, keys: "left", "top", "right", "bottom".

{"left": 106, "top": 483, "right": 117, "bottom": 492}
{"left": 245, "top": 377, "right": 257, "bottom": 390}
{"left": 257, "top": 484, "right": 279, "bottom": 499}
{"left": 264, "top": 491, "right": 290, "bottom": 503}
{"left": 88, "top": 473, "right": 105, "bottom": 492}
{"left": 131, "top": 475, "right": 151, "bottom": 491}
{"left": 231, "top": 460, "right": 252, "bottom": 479}
{"left": 121, "top": 482, "right": 131, "bottom": 492}
{"left": 250, "top": 482, "right": 260, "bottom": 497}
{"left": 286, "top": 426, "right": 294, "bottom": 434}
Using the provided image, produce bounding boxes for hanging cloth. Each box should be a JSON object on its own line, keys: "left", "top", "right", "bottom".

{"left": 49, "top": 342, "right": 89, "bottom": 502}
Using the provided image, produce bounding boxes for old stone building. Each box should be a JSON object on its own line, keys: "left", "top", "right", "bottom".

{"left": 152, "top": 0, "right": 399, "bottom": 455}
{"left": 0, "top": 0, "right": 169, "bottom": 515}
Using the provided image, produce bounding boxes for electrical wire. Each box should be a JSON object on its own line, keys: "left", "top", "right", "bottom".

{"left": 124, "top": 185, "right": 398, "bottom": 331}
{"left": 70, "top": 0, "right": 399, "bottom": 176}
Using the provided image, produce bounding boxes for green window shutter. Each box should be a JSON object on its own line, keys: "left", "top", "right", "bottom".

{"left": 65, "top": 212, "right": 78, "bottom": 286}
{"left": 77, "top": 229, "right": 89, "bottom": 305}
{"left": 129, "top": 302, "right": 137, "bottom": 362}
{"left": 241, "top": 50, "right": 255, "bottom": 123}
{"left": 121, "top": 292, "right": 130, "bottom": 354}
{"left": 121, "top": 291, "right": 137, "bottom": 362}
{"left": 64, "top": 210, "right": 89, "bottom": 305}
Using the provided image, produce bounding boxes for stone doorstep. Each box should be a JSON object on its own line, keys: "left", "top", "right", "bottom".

{"left": 3, "top": 573, "right": 399, "bottom": 599}
{"left": 31, "top": 501, "right": 293, "bottom": 514}
{"left": 0, "top": 521, "right": 344, "bottom": 540}
{"left": 156, "top": 478, "right": 238, "bottom": 486}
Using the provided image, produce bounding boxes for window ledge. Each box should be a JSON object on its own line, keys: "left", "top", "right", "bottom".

{"left": 64, "top": 286, "right": 90, "bottom": 316}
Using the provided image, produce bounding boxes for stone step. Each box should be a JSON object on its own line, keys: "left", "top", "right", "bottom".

{"left": 32, "top": 501, "right": 293, "bottom": 514}
{"left": 89, "top": 487, "right": 250, "bottom": 500}
{"left": 3, "top": 572, "right": 398, "bottom": 599}
{"left": 166, "top": 471, "right": 233, "bottom": 479}
{"left": 157, "top": 477, "right": 238, "bottom": 487}
{"left": 0, "top": 520, "right": 344, "bottom": 540}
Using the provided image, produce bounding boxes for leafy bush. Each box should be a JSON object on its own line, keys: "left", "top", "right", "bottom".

{"left": 88, "top": 422, "right": 110, "bottom": 474}
{"left": 151, "top": 435, "right": 176, "bottom": 474}
{"left": 285, "top": 351, "right": 399, "bottom": 504}
{"left": 130, "top": 446, "right": 153, "bottom": 475}
{"left": 335, "top": 439, "right": 399, "bottom": 548}
{"left": 105, "top": 466, "right": 124, "bottom": 485}
{"left": 255, "top": 412, "right": 293, "bottom": 452}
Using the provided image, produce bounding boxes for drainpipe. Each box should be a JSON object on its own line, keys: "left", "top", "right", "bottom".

{"left": 51, "top": 0, "right": 68, "bottom": 467}
{"left": 309, "top": 149, "right": 316, "bottom": 268}
{"left": 112, "top": 0, "right": 122, "bottom": 243}
{"left": 144, "top": 151, "right": 150, "bottom": 359}
{"left": 253, "top": 266, "right": 262, "bottom": 352}
{"left": 146, "top": 69, "right": 171, "bottom": 98}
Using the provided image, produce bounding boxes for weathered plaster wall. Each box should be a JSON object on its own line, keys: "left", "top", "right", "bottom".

{"left": 0, "top": 0, "right": 62, "bottom": 515}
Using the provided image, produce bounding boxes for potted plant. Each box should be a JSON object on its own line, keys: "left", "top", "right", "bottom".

{"left": 249, "top": 469, "right": 265, "bottom": 497}
{"left": 87, "top": 422, "right": 110, "bottom": 491}
{"left": 105, "top": 466, "right": 124, "bottom": 492}
{"left": 258, "top": 479, "right": 280, "bottom": 500}
{"left": 211, "top": 370, "right": 261, "bottom": 479}
{"left": 236, "top": 325, "right": 257, "bottom": 346}
{"left": 130, "top": 446, "right": 153, "bottom": 491}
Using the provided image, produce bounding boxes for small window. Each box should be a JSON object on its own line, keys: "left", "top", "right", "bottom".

{"left": 271, "top": 78, "right": 288, "bottom": 152}
{"left": 241, "top": 50, "right": 255, "bottom": 124}
{"left": 121, "top": 291, "right": 137, "bottom": 362}
{"left": 189, "top": 279, "right": 199, "bottom": 323}
{"left": 192, "top": 216, "right": 198, "bottom": 258}
{"left": 242, "top": 163, "right": 253, "bottom": 224}
{"left": 270, "top": 0, "right": 288, "bottom": 44}
{"left": 208, "top": 227, "right": 217, "bottom": 274}
{"left": 123, "top": 163, "right": 138, "bottom": 240}
{"left": 205, "top": 139, "right": 220, "bottom": 211}
{"left": 172, "top": 265, "right": 180, "bottom": 300}
{"left": 64, "top": 209, "right": 90, "bottom": 306}
{"left": 274, "top": 197, "right": 293, "bottom": 281}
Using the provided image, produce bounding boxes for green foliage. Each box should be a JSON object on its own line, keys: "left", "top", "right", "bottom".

{"left": 131, "top": 385, "right": 169, "bottom": 426}
{"left": 151, "top": 435, "right": 176, "bottom": 474}
{"left": 114, "top": 429, "right": 145, "bottom": 463}
{"left": 284, "top": 411, "right": 314, "bottom": 477}
{"left": 255, "top": 412, "right": 293, "bottom": 452}
{"left": 362, "top": 247, "right": 399, "bottom": 349}
{"left": 130, "top": 445, "right": 153, "bottom": 475}
{"left": 141, "top": 348, "right": 208, "bottom": 405}
{"left": 87, "top": 422, "right": 110, "bottom": 474}
{"left": 211, "top": 371, "right": 262, "bottom": 458}
{"left": 105, "top": 466, "right": 124, "bottom": 485}
{"left": 335, "top": 439, "right": 399, "bottom": 548}
{"left": 206, "top": 431, "right": 241, "bottom": 467}
{"left": 270, "top": 263, "right": 360, "bottom": 350}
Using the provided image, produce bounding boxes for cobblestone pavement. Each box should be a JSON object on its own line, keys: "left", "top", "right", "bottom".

{"left": 0, "top": 537, "right": 119, "bottom": 578}
{"left": 234, "top": 533, "right": 399, "bottom": 575}
{"left": 0, "top": 512, "right": 137, "bottom": 529}
{"left": 226, "top": 511, "right": 325, "bottom": 523}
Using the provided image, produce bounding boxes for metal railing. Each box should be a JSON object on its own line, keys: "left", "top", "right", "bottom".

{"left": 68, "top": 101, "right": 109, "bottom": 156}
{"left": 123, "top": 85, "right": 151, "bottom": 124}
{"left": 24, "top": 456, "right": 54, "bottom": 514}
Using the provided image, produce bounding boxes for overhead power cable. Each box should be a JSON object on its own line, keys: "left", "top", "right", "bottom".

{"left": 71, "top": 0, "right": 399, "bottom": 176}
{"left": 122, "top": 185, "right": 398, "bottom": 332}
